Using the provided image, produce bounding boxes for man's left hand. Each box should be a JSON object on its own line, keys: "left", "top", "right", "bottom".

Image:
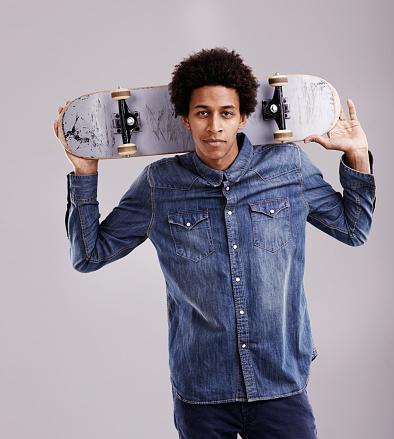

{"left": 305, "top": 99, "right": 370, "bottom": 173}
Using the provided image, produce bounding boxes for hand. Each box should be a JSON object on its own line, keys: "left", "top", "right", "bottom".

{"left": 305, "top": 99, "right": 370, "bottom": 173}
{"left": 54, "top": 102, "right": 99, "bottom": 175}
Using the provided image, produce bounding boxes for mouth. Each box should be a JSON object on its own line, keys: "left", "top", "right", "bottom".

{"left": 203, "top": 139, "right": 226, "bottom": 147}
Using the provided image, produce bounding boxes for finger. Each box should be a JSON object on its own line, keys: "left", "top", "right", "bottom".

{"left": 339, "top": 106, "right": 346, "bottom": 121}
{"left": 58, "top": 101, "right": 70, "bottom": 115}
{"left": 53, "top": 119, "right": 58, "bottom": 138}
{"left": 347, "top": 98, "right": 358, "bottom": 121}
{"left": 304, "top": 134, "right": 330, "bottom": 148}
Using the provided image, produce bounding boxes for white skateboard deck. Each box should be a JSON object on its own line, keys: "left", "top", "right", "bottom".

{"left": 58, "top": 75, "right": 340, "bottom": 159}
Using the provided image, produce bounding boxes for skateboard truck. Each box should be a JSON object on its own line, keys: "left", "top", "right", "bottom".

{"left": 112, "top": 109, "right": 141, "bottom": 137}
{"left": 262, "top": 74, "right": 293, "bottom": 142}
{"left": 111, "top": 87, "right": 140, "bottom": 156}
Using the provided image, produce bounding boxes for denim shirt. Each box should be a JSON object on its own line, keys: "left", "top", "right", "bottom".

{"left": 66, "top": 134, "right": 376, "bottom": 404}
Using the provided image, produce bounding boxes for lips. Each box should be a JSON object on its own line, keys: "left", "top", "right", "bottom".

{"left": 203, "top": 139, "right": 226, "bottom": 146}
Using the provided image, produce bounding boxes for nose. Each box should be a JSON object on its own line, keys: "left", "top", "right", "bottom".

{"left": 207, "top": 113, "right": 222, "bottom": 133}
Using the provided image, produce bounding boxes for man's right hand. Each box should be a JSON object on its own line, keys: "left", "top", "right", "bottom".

{"left": 53, "top": 102, "right": 99, "bottom": 176}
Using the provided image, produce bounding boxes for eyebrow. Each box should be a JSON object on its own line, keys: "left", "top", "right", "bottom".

{"left": 193, "top": 105, "right": 237, "bottom": 110}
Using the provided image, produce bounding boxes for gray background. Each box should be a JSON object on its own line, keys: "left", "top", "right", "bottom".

{"left": 1, "top": 0, "right": 392, "bottom": 438}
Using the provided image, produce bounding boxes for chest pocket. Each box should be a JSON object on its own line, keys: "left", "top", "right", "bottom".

{"left": 168, "top": 210, "right": 215, "bottom": 262}
{"left": 249, "top": 198, "right": 291, "bottom": 252}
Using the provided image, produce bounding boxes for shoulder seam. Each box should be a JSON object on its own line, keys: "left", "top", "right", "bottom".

{"left": 297, "top": 146, "right": 310, "bottom": 214}
{"left": 147, "top": 164, "right": 155, "bottom": 237}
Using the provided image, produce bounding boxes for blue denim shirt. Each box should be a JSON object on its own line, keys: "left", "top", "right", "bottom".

{"left": 66, "top": 134, "right": 375, "bottom": 404}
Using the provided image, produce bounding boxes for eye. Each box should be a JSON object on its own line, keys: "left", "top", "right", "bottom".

{"left": 222, "top": 111, "right": 234, "bottom": 117}
{"left": 196, "top": 110, "right": 208, "bottom": 116}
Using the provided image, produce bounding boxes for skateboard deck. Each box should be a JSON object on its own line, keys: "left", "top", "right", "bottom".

{"left": 58, "top": 74, "right": 340, "bottom": 159}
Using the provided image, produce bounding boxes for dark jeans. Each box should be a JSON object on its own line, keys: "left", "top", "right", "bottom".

{"left": 173, "top": 390, "right": 317, "bottom": 439}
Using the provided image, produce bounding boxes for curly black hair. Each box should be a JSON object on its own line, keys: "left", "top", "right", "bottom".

{"left": 169, "top": 48, "right": 259, "bottom": 116}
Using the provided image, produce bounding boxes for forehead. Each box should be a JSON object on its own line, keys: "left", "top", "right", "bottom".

{"left": 189, "top": 86, "right": 240, "bottom": 109}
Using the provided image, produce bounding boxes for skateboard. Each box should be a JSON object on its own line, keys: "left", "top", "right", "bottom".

{"left": 57, "top": 74, "right": 340, "bottom": 159}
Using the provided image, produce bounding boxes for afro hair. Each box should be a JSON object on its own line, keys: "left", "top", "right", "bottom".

{"left": 169, "top": 48, "right": 259, "bottom": 116}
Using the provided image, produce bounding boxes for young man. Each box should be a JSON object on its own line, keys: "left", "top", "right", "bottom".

{"left": 54, "top": 48, "right": 375, "bottom": 438}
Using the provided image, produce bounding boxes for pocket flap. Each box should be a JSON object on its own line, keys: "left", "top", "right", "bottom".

{"left": 249, "top": 199, "right": 289, "bottom": 218}
{"left": 168, "top": 210, "right": 209, "bottom": 230}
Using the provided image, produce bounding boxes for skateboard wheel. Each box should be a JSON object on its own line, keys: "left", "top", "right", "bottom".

{"left": 274, "top": 129, "right": 293, "bottom": 142}
{"left": 111, "top": 88, "right": 131, "bottom": 100}
{"left": 118, "top": 143, "right": 137, "bottom": 156}
{"left": 269, "top": 75, "right": 288, "bottom": 87}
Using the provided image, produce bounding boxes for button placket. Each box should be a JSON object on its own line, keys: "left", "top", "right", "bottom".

{"left": 223, "top": 182, "right": 256, "bottom": 399}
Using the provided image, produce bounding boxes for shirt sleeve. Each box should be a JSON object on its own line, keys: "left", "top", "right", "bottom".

{"left": 300, "top": 148, "right": 376, "bottom": 246}
{"left": 66, "top": 166, "right": 153, "bottom": 272}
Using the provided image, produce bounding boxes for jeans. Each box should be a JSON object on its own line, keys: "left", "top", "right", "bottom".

{"left": 173, "top": 390, "right": 317, "bottom": 439}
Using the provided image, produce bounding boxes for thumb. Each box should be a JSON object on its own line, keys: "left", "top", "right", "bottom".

{"left": 304, "top": 134, "right": 329, "bottom": 147}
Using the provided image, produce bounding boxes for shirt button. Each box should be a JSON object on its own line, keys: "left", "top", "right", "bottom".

{"left": 236, "top": 277, "right": 240, "bottom": 282}
{"left": 226, "top": 187, "right": 230, "bottom": 191}
{"left": 242, "top": 344, "right": 247, "bottom": 348}
{"left": 233, "top": 244, "right": 237, "bottom": 249}
{"left": 186, "top": 222, "right": 191, "bottom": 227}
{"left": 240, "top": 310, "right": 245, "bottom": 315}
{"left": 228, "top": 211, "right": 233, "bottom": 215}
{"left": 270, "top": 209, "right": 275, "bottom": 214}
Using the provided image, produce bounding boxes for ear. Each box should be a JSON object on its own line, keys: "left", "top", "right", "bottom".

{"left": 238, "top": 114, "right": 247, "bottom": 130}
{"left": 181, "top": 115, "right": 191, "bottom": 130}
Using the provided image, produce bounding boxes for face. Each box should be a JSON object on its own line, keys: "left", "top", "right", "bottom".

{"left": 181, "top": 86, "right": 247, "bottom": 171}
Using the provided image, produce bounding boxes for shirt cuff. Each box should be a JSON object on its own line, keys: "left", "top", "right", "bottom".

{"left": 67, "top": 172, "right": 98, "bottom": 202}
{"left": 339, "top": 151, "right": 375, "bottom": 188}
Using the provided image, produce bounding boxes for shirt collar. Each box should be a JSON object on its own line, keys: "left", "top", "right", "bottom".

{"left": 192, "top": 133, "right": 253, "bottom": 187}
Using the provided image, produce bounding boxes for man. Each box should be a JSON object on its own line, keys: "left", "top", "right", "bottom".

{"left": 54, "top": 48, "right": 375, "bottom": 438}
